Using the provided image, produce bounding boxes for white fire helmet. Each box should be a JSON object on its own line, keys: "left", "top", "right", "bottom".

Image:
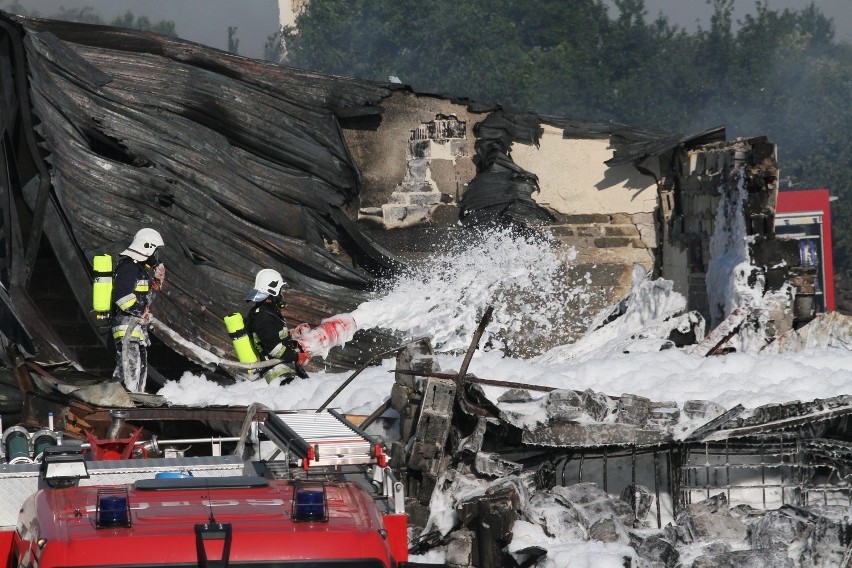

{"left": 245, "top": 268, "right": 288, "bottom": 302}
{"left": 121, "top": 228, "right": 164, "bottom": 262}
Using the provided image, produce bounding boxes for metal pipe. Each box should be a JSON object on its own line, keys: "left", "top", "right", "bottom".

{"left": 79, "top": 436, "right": 241, "bottom": 449}
{"left": 107, "top": 410, "right": 129, "bottom": 440}
{"left": 653, "top": 450, "right": 662, "bottom": 529}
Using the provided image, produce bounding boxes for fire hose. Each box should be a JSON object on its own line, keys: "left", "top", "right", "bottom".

{"left": 148, "top": 314, "right": 359, "bottom": 374}
{"left": 148, "top": 316, "right": 293, "bottom": 372}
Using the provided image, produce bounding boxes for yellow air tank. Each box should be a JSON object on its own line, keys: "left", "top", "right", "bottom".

{"left": 224, "top": 312, "right": 259, "bottom": 366}
{"left": 92, "top": 254, "right": 113, "bottom": 320}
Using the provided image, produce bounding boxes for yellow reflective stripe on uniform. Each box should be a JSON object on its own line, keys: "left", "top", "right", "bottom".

{"left": 278, "top": 328, "right": 290, "bottom": 340}
{"left": 269, "top": 342, "right": 287, "bottom": 358}
{"left": 112, "top": 326, "right": 145, "bottom": 340}
{"left": 134, "top": 279, "right": 150, "bottom": 292}
{"left": 115, "top": 293, "right": 137, "bottom": 310}
{"left": 265, "top": 363, "right": 295, "bottom": 384}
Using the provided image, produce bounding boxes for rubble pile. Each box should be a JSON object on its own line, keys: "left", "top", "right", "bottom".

{"left": 388, "top": 336, "right": 852, "bottom": 567}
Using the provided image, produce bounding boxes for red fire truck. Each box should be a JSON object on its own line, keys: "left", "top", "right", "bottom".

{"left": 0, "top": 408, "right": 438, "bottom": 568}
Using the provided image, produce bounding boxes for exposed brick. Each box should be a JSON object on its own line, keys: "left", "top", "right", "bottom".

{"left": 549, "top": 225, "right": 576, "bottom": 236}
{"left": 559, "top": 213, "right": 610, "bottom": 224}
{"left": 610, "top": 212, "right": 632, "bottom": 224}
{"left": 604, "top": 225, "right": 640, "bottom": 237}
{"left": 407, "top": 192, "right": 442, "bottom": 206}
{"left": 577, "top": 226, "right": 602, "bottom": 237}
{"left": 594, "top": 236, "right": 634, "bottom": 248}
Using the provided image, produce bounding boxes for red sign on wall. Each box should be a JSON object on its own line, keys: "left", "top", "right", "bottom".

{"left": 775, "top": 189, "right": 835, "bottom": 312}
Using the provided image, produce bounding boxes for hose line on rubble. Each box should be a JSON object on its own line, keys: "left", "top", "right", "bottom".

{"left": 148, "top": 316, "right": 285, "bottom": 371}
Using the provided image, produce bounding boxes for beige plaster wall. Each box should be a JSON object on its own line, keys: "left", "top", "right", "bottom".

{"left": 511, "top": 125, "right": 657, "bottom": 215}
{"left": 342, "top": 91, "right": 477, "bottom": 209}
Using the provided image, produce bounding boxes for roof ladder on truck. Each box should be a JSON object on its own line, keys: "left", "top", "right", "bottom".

{"left": 260, "top": 409, "right": 403, "bottom": 514}
{"left": 261, "top": 409, "right": 388, "bottom": 471}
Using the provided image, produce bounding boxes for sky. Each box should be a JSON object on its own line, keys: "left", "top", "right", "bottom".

{"left": 6, "top": 0, "right": 851, "bottom": 61}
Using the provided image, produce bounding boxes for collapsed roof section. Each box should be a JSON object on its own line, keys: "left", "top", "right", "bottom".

{"left": 0, "top": 12, "right": 788, "bottom": 376}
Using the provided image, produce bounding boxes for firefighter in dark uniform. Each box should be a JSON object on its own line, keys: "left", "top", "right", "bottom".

{"left": 244, "top": 269, "right": 309, "bottom": 384}
{"left": 111, "top": 228, "right": 165, "bottom": 392}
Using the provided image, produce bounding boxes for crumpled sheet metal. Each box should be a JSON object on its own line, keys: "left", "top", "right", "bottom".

{"left": 2, "top": 13, "right": 719, "bottom": 372}
{"left": 13, "top": 15, "right": 403, "bottom": 367}
{"left": 760, "top": 311, "right": 852, "bottom": 353}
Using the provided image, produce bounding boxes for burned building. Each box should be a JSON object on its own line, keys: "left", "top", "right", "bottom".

{"left": 0, "top": 11, "right": 849, "bottom": 568}
{"left": 0, "top": 11, "right": 808, "bottom": 383}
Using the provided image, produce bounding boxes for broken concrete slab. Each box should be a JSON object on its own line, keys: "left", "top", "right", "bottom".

{"left": 545, "top": 389, "right": 610, "bottom": 422}
{"left": 671, "top": 493, "right": 748, "bottom": 545}
{"left": 632, "top": 534, "right": 679, "bottom": 567}
{"left": 692, "top": 548, "right": 793, "bottom": 568}
{"left": 553, "top": 483, "right": 636, "bottom": 529}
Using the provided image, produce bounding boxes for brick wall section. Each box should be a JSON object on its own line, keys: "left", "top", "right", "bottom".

{"left": 541, "top": 211, "right": 657, "bottom": 346}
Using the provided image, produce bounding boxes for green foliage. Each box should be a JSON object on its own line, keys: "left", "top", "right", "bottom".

{"left": 0, "top": 3, "right": 178, "bottom": 37}
{"left": 282, "top": 0, "right": 852, "bottom": 275}
{"left": 228, "top": 26, "right": 240, "bottom": 55}
{"left": 0, "top": 1, "right": 39, "bottom": 17}
{"left": 110, "top": 11, "right": 177, "bottom": 37}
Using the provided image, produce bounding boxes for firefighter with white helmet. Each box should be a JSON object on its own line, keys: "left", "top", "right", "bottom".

{"left": 111, "top": 228, "right": 166, "bottom": 392}
{"left": 242, "top": 268, "right": 309, "bottom": 384}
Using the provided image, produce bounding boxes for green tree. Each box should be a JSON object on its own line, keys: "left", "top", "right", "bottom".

{"left": 55, "top": 6, "right": 104, "bottom": 24}
{"left": 110, "top": 11, "right": 177, "bottom": 36}
{"left": 264, "top": 30, "right": 283, "bottom": 62}
{"left": 0, "top": 1, "right": 39, "bottom": 17}
{"left": 228, "top": 26, "right": 240, "bottom": 54}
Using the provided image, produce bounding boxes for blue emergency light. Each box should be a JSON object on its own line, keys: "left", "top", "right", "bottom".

{"left": 96, "top": 489, "right": 131, "bottom": 528}
{"left": 292, "top": 484, "right": 328, "bottom": 522}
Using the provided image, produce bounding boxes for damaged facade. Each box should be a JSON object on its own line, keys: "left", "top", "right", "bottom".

{"left": 0, "top": 13, "right": 806, "bottom": 380}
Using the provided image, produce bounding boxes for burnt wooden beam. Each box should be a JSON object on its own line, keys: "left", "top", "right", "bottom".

{"left": 396, "top": 369, "right": 558, "bottom": 393}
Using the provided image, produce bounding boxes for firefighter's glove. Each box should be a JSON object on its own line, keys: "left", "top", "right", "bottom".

{"left": 152, "top": 263, "right": 166, "bottom": 291}
{"left": 280, "top": 348, "right": 299, "bottom": 364}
